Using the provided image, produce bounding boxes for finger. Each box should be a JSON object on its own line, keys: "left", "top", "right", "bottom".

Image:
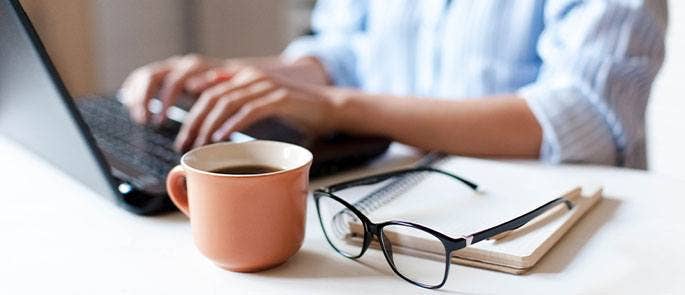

{"left": 174, "top": 77, "right": 267, "bottom": 151}
{"left": 120, "top": 62, "right": 173, "bottom": 123}
{"left": 184, "top": 69, "right": 235, "bottom": 95}
{"left": 229, "top": 66, "right": 269, "bottom": 85}
{"left": 212, "top": 89, "right": 287, "bottom": 142}
{"left": 155, "top": 55, "right": 209, "bottom": 124}
{"left": 192, "top": 81, "right": 278, "bottom": 148}
{"left": 175, "top": 69, "right": 269, "bottom": 151}
{"left": 173, "top": 82, "right": 234, "bottom": 152}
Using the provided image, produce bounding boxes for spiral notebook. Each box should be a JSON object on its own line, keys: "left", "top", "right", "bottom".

{"left": 345, "top": 156, "right": 602, "bottom": 274}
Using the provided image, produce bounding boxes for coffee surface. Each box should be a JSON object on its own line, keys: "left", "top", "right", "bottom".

{"left": 210, "top": 165, "right": 281, "bottom": 175}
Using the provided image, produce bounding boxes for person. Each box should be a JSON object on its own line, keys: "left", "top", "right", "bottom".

{"left": 120, "top": 0, "right": 667, "bottom": 169}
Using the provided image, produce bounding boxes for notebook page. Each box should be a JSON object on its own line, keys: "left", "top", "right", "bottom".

{"left": 360, "top": 156, "right": 600, "bottom": 268}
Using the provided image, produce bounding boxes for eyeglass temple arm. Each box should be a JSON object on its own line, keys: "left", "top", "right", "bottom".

{"left": 462, "top": 197, "right": 574, "bottom": 246}
{"left": 325, "top": 167, "right": 479, "bottom": 193}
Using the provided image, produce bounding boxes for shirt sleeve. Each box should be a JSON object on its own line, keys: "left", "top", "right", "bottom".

{"left": 283, "top": 0, "right": 368, "bottom": 87}
{"left": 518, "top": 0, "right": 666, "bottom": 167}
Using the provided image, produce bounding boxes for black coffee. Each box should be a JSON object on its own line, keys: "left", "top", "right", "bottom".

{"left": 210, "top": 165, "right": 282, "bottom": 175}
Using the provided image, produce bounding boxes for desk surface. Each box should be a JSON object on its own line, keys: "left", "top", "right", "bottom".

{"left": 1, "top": 136, "right": 684, "bottom": 294}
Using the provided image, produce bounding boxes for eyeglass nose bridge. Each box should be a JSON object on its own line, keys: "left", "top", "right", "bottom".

{"left": 366, "top": 223, "right": 399, "bottom": 268}
{"left": 356, "top": 221, "right": 391, "bottom": 260}
{"left": 365, "top": 222, "right": 379, "bottom": 233}
{"left": 361, "top": 222, "right": 379, "bottom": 250}
{"left": 364, "top": 222, "right": 389, "bottom": 249}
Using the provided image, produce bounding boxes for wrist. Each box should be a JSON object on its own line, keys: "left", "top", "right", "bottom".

{"left": 283, "top": 56, "right": 331, "bottom": 86}
{"left": 324, "top": 87, "right": 363, "bottom": 132}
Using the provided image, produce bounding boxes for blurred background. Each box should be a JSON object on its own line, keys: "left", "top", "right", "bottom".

{"left": 21, "top": 0, "right": 315, "bottom": 95}
{"left": 21, "top": 0, "right": 684, "bottom": 180}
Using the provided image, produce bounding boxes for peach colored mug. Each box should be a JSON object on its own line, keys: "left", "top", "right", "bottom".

{"left": 166, "top": 140, "right": 312, "bottom": 272}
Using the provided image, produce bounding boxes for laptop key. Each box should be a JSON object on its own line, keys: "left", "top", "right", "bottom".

{"left": 77, "top": 97, "right": 181, "bottom": 183}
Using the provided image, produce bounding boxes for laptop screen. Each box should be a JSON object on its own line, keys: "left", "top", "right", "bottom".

{"left": 0, "top": 0, "right": 120, "bottom": 202}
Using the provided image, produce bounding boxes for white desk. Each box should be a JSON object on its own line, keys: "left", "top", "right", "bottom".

{"left": 1, "top": 136, "right": 684, "bottom": 294}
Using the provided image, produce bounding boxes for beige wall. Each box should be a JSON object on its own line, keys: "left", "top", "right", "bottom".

{"left": 196, "top": 0, "right": 289, "bottom": 58}
{"left": 20, "top": 0, "right": 310, "bottom": 95}
{"left": 195, "top": 0, "right": 313, "bottom": 58}
{"left": 92, "top": 0, "right": 186, "bottom": 93}
{"left": 22, "top": 0, "right": 96, "bottom": 97}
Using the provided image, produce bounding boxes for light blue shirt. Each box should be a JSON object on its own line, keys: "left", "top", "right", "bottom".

{"left": 284, "top": 0, "right": 667, "bottom": 169}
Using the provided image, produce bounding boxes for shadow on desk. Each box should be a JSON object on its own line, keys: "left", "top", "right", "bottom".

{"left": 256, "top": 249, "right": 395, "bottom": 279}
{"left": 530, "top": 196, "right": 621, "bottom": 274}
{"left": 154, "top": 212, "right": 188, "bottom": 223}
{"left": 258, "top": 251, "right": 475, "bottom": 294}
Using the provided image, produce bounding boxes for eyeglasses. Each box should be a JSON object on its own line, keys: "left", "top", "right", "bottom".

{"left": 313, "top": 167, "right": 573, "bottom": 289}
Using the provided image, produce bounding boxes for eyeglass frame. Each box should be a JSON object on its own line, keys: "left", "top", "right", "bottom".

{"left": 313, "top": 167, "right": 574, "bottom": 289}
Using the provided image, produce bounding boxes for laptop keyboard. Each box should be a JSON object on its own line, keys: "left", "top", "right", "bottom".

{"left": 76, "top": 96, "right": 391, "bottom": 185}
{"left": 77, "top": 97, "right": 181, "bottom": 182}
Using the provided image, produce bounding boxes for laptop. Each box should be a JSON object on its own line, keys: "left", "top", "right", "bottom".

{"left": 0, "top": 0, "right": 390, "bottom": 215}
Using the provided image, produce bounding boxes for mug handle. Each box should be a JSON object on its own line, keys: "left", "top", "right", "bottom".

{"left": 166, "top": 165, "right": 190, "bottom": 217}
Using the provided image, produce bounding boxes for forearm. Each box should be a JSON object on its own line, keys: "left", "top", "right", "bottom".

{"left": 332, "top": 92, "right": 542, "bottom": 158}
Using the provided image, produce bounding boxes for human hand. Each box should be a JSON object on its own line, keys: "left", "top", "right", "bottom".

{"left": 119, "top": 54, "right": 236, "bottom": 124}
{"left": 174, "top": 66, "right": 341, "bottom": 152}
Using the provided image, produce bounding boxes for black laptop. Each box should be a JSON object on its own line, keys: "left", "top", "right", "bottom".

{"left": 0, "top": 0, "right": 389, "bottom": 215}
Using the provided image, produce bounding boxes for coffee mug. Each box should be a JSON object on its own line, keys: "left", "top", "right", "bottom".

{"left": 166, "top": 140, "right": 313, "bottom": 272}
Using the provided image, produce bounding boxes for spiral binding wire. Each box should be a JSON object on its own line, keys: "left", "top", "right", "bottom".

{"left": 352, "top": 171, "right": 431, "bottom": 215}
{"left": 353, "top": 152, "right": 445, "bottom": 215}
{"left": 330, "top": 173, "right": 430, "bottom": 239}
{"left": 331, "top": 171, "right": 430, "bottom": 238}
{"left": 330, "top": 153, "right": 445, "bottom": 238}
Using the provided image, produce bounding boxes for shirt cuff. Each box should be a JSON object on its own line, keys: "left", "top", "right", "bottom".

{"left": 283, "top": 36, "right": 359, "bottom": 87}
{"left": 518, "top": 84, "right": 618, "bottom": 165}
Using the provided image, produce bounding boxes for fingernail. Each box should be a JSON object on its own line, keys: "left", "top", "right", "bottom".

{"left": 173, "top": 140, "right": 183, "bottom": 151}
{"left": 211, "top": 132, "right": 222, "bottom": 142}
{"left": 215, "top": 124, "right": 232, "bottom": 140}
{"left": 193, "top": 139, "right": 204, "bottom": 149}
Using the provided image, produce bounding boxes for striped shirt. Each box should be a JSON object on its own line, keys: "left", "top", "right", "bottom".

{"left": 284, "top": 0, "right": 667, "bottom": 169}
